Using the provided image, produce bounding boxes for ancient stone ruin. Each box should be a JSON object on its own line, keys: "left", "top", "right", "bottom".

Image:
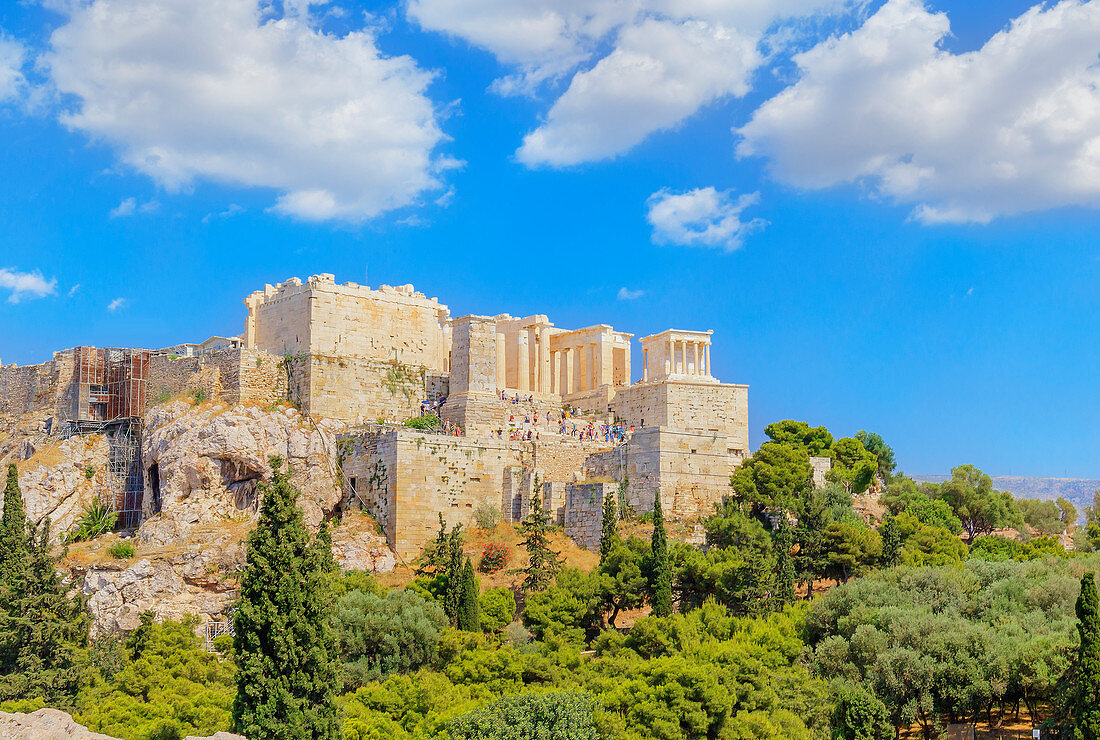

{"left": 1, "top": 272, "right": 751, "bottom": 560}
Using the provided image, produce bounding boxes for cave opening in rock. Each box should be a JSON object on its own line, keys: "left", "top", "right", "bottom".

{"left": 219, "top": 459, "right": 263, "bottom": 511}
{"left": 148, "top": 463, "right": 161, "bottom": 515}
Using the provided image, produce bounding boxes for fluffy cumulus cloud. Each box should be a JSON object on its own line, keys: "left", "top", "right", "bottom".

{"left": 646, "top": 187, "right": 765, "bottom": 250}
{"left": 738, "top": 0, "right": 1100, "bottom": 223}
{"left": 617, "top": 286, "right": 644, "bottom": 300}
{"left": 0, "top": 268, "right": 58, "bottom": 303}
{"left": 409, "top": 0, "right": 852, "bottom": 166}
{"left": 45, "top": 0, "right": 449, "bottom": 222}
{"left": 0, "top": 34, "right": 27, "bottom": 103}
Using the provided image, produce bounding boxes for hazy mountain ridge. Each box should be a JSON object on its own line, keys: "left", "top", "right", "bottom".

{"left": 912, "top": 474, "right": 1099, "bottom": 511}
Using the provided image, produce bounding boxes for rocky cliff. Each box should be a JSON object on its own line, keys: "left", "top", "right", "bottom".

{"left": 0, "top": 708, "right": 243, "bottom": 740}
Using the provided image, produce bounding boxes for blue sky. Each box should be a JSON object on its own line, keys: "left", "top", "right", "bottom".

{"left": 0, "top": 0, "right": 1097, "bottom": 478}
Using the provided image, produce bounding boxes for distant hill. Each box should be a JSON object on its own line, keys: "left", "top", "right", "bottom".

{"left": 912, "top": 475, "right": 1099, "bottom": 513}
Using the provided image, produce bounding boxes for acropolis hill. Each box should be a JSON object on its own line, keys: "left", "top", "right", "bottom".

{"left": 0, "top": 273, "right": 751, "bottom": 562}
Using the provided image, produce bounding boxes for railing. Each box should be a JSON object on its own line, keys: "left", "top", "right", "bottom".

{"left": 203, "top": 620, "right": 234, "bottom": 652}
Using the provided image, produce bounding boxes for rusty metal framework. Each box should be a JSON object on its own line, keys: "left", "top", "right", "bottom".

{"left": 66, "top": 347, "right": 151, "bottom": 530}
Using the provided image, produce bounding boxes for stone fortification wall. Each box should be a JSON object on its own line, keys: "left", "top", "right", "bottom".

{"left": 564, "top": 482, "right": 617, "bottom": 551}
{"left": 584, "top": 427, "right": 738, "bottom": 519}
{"left": 246, "top": 274, "right": 451, "bottom": 371}
{"left": 341, "top": 430, "right": 594, "bottom": 559}
{"left": 0, "top": 350, "right": 77, "bottom": 430}
{"left": 811, "top": 456, "right": 832, "bottom": 487}
{"left": 145, "top": 348, "right": 284, "bottom": 408}
{"left": 614, "top": 379, "right": 749, "bottom": 453}
{"left": 304, "top": 355, "right": 447, "bottom": 423}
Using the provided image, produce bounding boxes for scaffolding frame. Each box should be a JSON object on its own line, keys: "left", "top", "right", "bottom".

{"left": 67, "top": 347, "right": 150, "bottom": 531}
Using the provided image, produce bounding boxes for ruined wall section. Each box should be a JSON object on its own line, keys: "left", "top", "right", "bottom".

{"left": 0, "top": 350, "right": 77, "bottom": 432}
{"left": 145, "top": 348, "right": 283, "bottom": 408}
{"left": 564, "top": 482, "right": 618, "bottom": 551}
{"left": 306, "top": 356, "right": 447, "bottom": 423}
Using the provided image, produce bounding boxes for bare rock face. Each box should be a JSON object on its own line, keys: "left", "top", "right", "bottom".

{"left": 0, "top": 709, "right": 247, "bottom": 740}
{"left": 140, "top": 402, "right": 344, "bottom": 543}
{"left": 11, "top": 435, "right": 109, "bottom": 540}
{"left": 331, "top": 518, "right": 397, "bottom": 573}
{"left": 74, "top": 535, "right": 244, "bottom": 635}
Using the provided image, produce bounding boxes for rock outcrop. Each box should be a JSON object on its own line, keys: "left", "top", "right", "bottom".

{"left": 9, "top": 435, "right": 108, "bottom": 539}
{"left": 140, "top": 401, "right": 344, "bottom": 542}
{"left": 0, "top": 709, "right": 245, "bottom": 740}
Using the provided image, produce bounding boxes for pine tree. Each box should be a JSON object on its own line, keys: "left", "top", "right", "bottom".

{"left": 880, "top": 514, "right": 901, "bottom": 568}
{"left": 599, "top": 487, "right": 619, "bottom": 563}
{"left": 0, "top": 518, "right": 90, "bottom": 706}
{"left": 443, "top": 531, "right": 464, "bottom": 625}
{"left": 649, "top": 493, "right": 673, "bottom": 617}
{"left": 232, "top": 458, "right": 341, "bottom": 740}
{"left": 0, "top": 464, "right": 29, "bottom": 592}
{"left": 772, "top": 517, "right": 796, "bottom": 607}
{"left": 457, "top": 558, "right": 480, "bottom": 632}
{"left": 520, "top": 492, "right": 561, "bottom": 592}
{"left": 1073, "top": 572, "right": 1100, "bottom": 739}
{"left": 416, "top": 512, "right": 450, "bottom": 576}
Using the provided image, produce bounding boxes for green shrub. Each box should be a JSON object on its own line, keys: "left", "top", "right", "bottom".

{"left": 84, "top": 465, "right": 96, "bottom": 480}
{"left": 211, "top": 634, "right": 234, "bottom": 656}
{"left": 474, "top": 501, "right": 501, "bottom": 530}
{"left": 190, "top": 388, "right": 207, "bottom": 404}
{"left": 331, "top": 588, "right": 448, "bottom": 690}
{"left": 108, "top": 541, "right": 136, "bottom": 559}
{"left": 66, "top": 500, "right": 118, "bottom": 542}
{"left": 333, "top": 569, "right": 382, "bottom": 599}
{"left": 403, "top": 414, "right": 440, "bottom": 431}
{"left": 446, "top": 691, "right": 600, "bottom": 740}
{"left": 479, "top": 588, "right": 517, "bottom": 632}
{"left": 149, "top": 390, "right": 171, "bottom": 406}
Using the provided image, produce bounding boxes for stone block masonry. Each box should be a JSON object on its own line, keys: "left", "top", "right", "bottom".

{"left": 564, "top": 482, "right": 618, "bottom": 551}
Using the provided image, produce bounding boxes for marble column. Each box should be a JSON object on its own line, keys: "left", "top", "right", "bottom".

{"left": 642, "top": 348, "right": 648, "bottom": 381}
{"left": 667, "top": 336, "right": 674, "bottom": 375}
{"left": 495, "top": 332, "right": 506, "bottom": 389}
{"left": 693, "top": 342, "right": 700, "bottom": 375}
{"left": 517, "top": 336, "right": 529, "bottom": 391}
{"left": 564, "top": 348, "right": 575, "bottom": 395}
{"left": 704, "top": 344, "right": 711, "bottom": 377}
{"left": 539, "top": 327, "right": 551, "bottom": 394}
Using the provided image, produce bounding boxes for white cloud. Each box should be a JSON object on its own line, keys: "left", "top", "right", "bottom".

{"left": 646, "top": 187, "right": 766, "bottom": 250}
{"left": 0, "top": 268, "right": 58, "bottom": 303}
{"left": 107, "top": 297, "right": 127, "bottom": 312}
{"left": 617, "top": 286, "right": 645, "bottom": 300}
{"left": 0, "top": 34, "right": 26, "bottom": 104}
{"left": 738, "top": 0, "right": 1100, "bottom": 223}
{"left": 109, "top": 197, "right": 160, "bottom": 218}
{"left": 46, "top": 0, "right": 448, "bottom": 222}
{"left": 409, "top": 0, "right": 854, "bottom": 166}
{"left": 517, "top": 20, "right": 761, "bottom": 166}
{"left": 68, "top": 283, "right": 81, "bottom": 297}
{"left": 202, "top": 204, "right": 245, "bottom": 224}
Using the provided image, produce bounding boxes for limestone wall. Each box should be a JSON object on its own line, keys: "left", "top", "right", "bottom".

{"left": 145, "top": 348, "right": 284, "bottom": 408}
{"left": 614, "top": 379, "right": 749, "bottom": 452}
{"left": 341, "top": 430, "right": 593, "bottom": 558}
{"left": 246, "top": 274, "right": 450, "bottom": 370}
{"left": 584, "top": 427, "right": 738, "bottom": 519}
{"left": 0, "top": 350, "right": 77, "bottom": 430}
{"left": 564, "top": 482, "right": 617, "bottom": 551}
{"left": 305, "top": 355, "right": 446, "bottom": 423}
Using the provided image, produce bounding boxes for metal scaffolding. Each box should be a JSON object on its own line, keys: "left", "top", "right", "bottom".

{"left": 66, "top": 347, "right": 150, "bottom": 530}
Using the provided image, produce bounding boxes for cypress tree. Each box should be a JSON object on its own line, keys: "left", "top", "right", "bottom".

{"left": 0, "top": 464, "right": 29, "bottom": 592}
{"left": 0, "top": 518, "right": 90, "bottom": 706}
{"left": 772, "top": 517, "right": 796, "bottom": 607}
{"left": 649, "top": 493, "right": 672, "bottom": 617}
{"left": 880, "top": 514, "right": 901, "bottom": 568}
{"left": 232, "top": 458, "right": 341, "bottom": 740}
{"left": 443, "top": 532, "right": 464, "bottom": 625}
{"left": 1073, "top": 572, "right": 1100, "bottom": 739}
{"left": 520, "top": 493, "right": 561, "bottom": 592}
{"left": 457, "top": 558, "right": 480, "bottom": 632}
{"left": 599, "top": 487, "right": 619, "bottom": 563}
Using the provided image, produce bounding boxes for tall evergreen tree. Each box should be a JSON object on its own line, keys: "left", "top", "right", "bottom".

{"left": 0, "top": 518, "right": 90, "bottom": 706}
{"left": 880, "top": 514, "right": 902, "bottom": 568}
{"left": 520, "top": 492, "right": 561, "bottom": 592}
{"left": 649, "top": 493, "right": 672, "bottom": 617}
{"left": 232, "top": 458, "right": 341, "bottom": 740}
{"left": 443, "top": 531, "right": 464, "bottom": 625}
{"left": 599, "top": 487, "right": 619, "bottom": 563}
{"left": 1073, "top": 572, "right": 1100, "bottom": 739}
{"left": 0, "top": 464, "right": 29, "bottom": 591}
{"left": 457, "top": 558, "right": 480, "bottom": 632}
{"left": 772, "top": 517, "right": 796, "bottom": 607}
